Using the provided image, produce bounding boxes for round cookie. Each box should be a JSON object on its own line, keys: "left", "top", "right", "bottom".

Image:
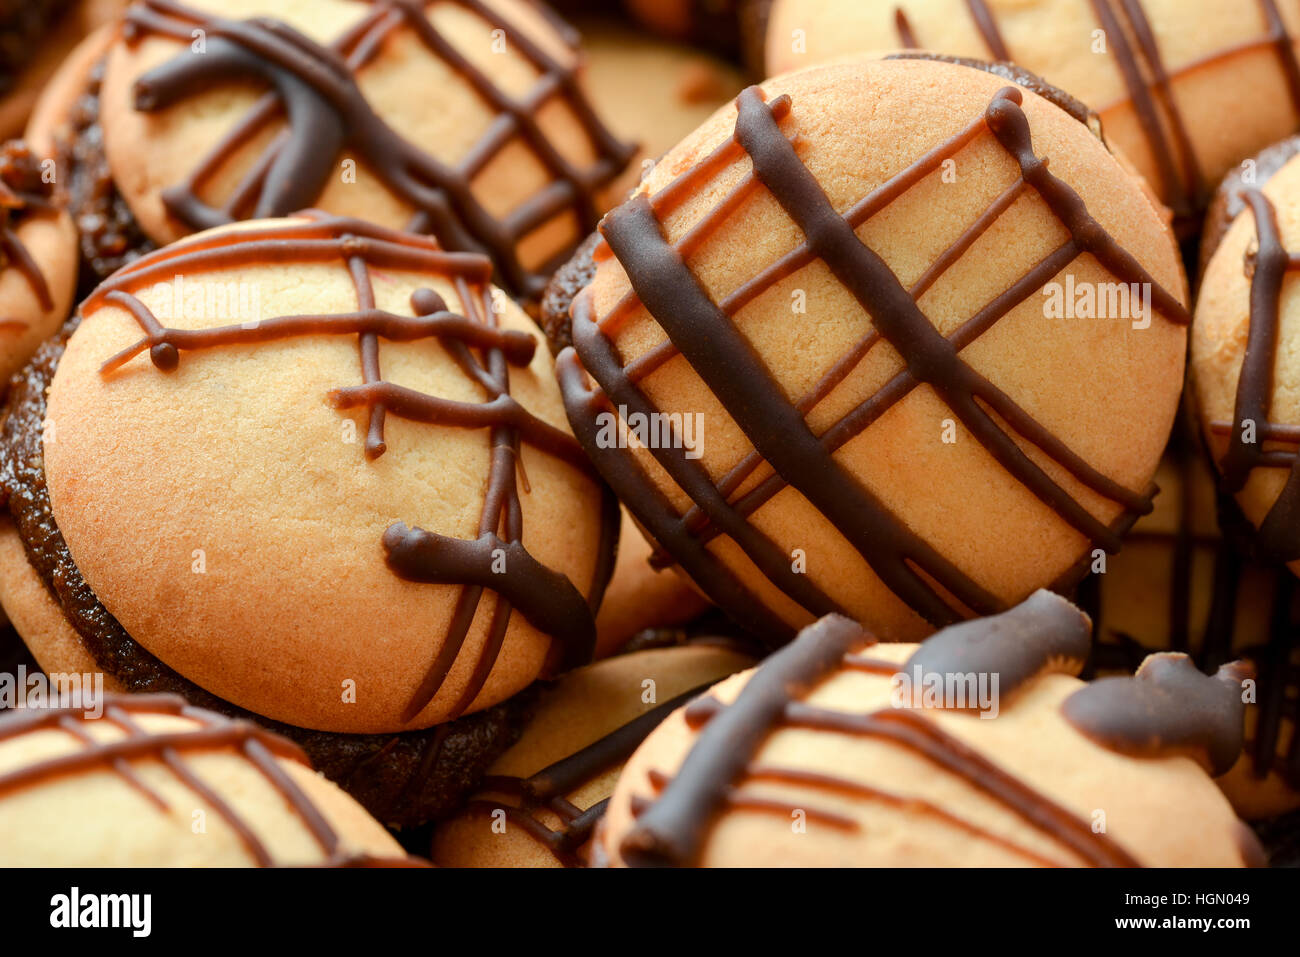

{"left": 594, "top": 507, "right": 713, "bottom": 658}
{"left": 33, "top": 0, "right": 634, "bottom": 296}
{"left": 431, "top": 641, "right": 755, "bottom": 867}
{"left": 5, "top": 215, "right": 615, "bottom": 734}
{"left": 0, "top": 140, "right": 79, "bottom": 384}
{"left": 0, "top": 0, "right": 127, "bottom": 141}
{"left": 576, "top": 19, "right": 745, "bottom": 204}
{"left": 0, "top": 693, "right": 415, "bottom": 866}
{"left": 1082, "top": 428, "right": 1300, "bottom": 821}
{"left": 1192, "top": 141, "right": 1300, "bottom": 572}
{"left": 558, "top": 56, "right": 1188, "bottom": 647}
{"left": 766, "top": 0, "right": 1300, "bottom": 235}
{"left": 595, "top": 591, "right": 1260, "bottom": 867}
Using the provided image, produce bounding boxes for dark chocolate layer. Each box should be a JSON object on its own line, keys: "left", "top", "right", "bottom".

{"left": 538, "top": 232, "right": 600, "bottom": 356}
{"left": 61, "top": 57, "right": 159, "bottom": 287}
{"left": 0, "top": 324, "right": 534, "bottom": 828}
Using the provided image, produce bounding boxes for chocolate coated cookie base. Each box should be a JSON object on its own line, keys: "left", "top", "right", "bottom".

{"left": 0, "top": 322, "right": 534, "bottom": 827}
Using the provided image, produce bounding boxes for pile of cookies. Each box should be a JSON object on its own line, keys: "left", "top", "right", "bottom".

{"left": 0, "top": 0, "right": 1295, "bottom": 867}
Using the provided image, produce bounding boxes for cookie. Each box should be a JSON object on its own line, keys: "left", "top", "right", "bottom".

{"left": 0, "top": 140, "right": 78, "bottom": 384}
{"left": 577, "top": 19, "right": 745, "bottom": 204}
{"left": 1192, "top": 139, "right": 1300, "bottom": 571}
{"left": 31, "top": 0, "right": 634, "bottom": 296}
{"left": 0, "top": 214, "right": 618, "bottom": 824}
{"left": 557, "top": 56, "right": 1187, "bottom": 647}
{"left": 595, "top": 590, "right": 1260, "bottom": 867}
{"left": 594, "top": 507, "right": 712, "bottom": 658}
{"left": 0, "top": 0, "right": 126, "bottom": 140}
{"left": 766, "top": 0, "right": 1300, "bottom": 235}
{"left": 0, "top": 693, "right": 416, "bottom": 865}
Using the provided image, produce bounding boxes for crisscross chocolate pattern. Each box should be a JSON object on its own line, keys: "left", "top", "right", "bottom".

{"left": 559, "top": 82, "right": 1185, "bottom": 645}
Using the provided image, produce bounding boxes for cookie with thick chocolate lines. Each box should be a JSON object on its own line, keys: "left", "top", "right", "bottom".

{"left": 596, "top": 591, "right": 1258, "bottom": 867}
{"left": 558, "top": 56, "right": 1187, "bottom": 647}
{"left": 1193, "top": 139, "right": 1300, "bottom": 572}
{"left": 31, "top": 0, "right": 634, "bottom": 297}
{"left": 0, "top": 140, "right": 78, "bottom": 385}
{"left": 1081, "top": 427, "right": 1300, "bottom": 822}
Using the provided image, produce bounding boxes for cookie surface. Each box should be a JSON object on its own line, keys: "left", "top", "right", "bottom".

{"left": 767, "top": 0, "right": 1300, "bottom": 234}
{"left": 596, "top": 592, "right": 1257, "bottom": 867}
{"left": 1192, "top": 147, "right": 1300, "bottom": 572}
{"left": 0, "top": 694, "right": 414, "bottom": 866}
{"left": 559, "top": 56, "right": 1187, "bottom": 645}
{"left": 47, "top": 0, "right": 633, "bottom": 299}
{"left": 36, "top": 215, "right": 614, "bottom": 734}
{"left": 0, "top": 140, "right": 78, "bottom": 384}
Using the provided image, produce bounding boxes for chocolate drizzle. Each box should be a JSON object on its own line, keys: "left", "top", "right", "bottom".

{"left": 559, "top": 79, "right": 1185, "bottom": 645}
{"left": 1083, "top": 428, "right": 1300, "bottom": 795}
{"left": 619, "top": 598, "right": 1146, "bottom": 868}
{"left": 89, "top": 214, "right": 617, "bottom": 723}
{"left": 0, "top": 694, "right": 415, "bottom": 866}
{"left": 891, "top": 2, "right": 1008, "bottom": 61}
{"left": 894, "top": 0, "right": 1300, "bottom": 233}
{"left": 0, "top": 141, "right": 57, "bottom": 321}
{"left": 1208, "top": 189, "right": 1300, "bottom": 563}
{"left": 1063, "top": 654, "right": 1250, "bottom": 776}
{"left": 119, "top": 0, "right": 635, "bottom": 299}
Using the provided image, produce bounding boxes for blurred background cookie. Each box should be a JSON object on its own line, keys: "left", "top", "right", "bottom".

{"left": 0, "top": 693, "right": 416, "bottom": 865}
{"left": 558, "top": 56, "right": 1187, "bottom": 646}
{"left": 30, "top": 0, "right": 635, "bottom": 298}
{"left": 431, "top": 640, "right": 754, "bottom": 866}
{"left": 1192, "top": 137, "right": 1300, "bottom": 572}
{"left": 595, "top": 591, "right": 1261, "bottom": 867}
{"left": 575, "top": 18, "right": 744, "bottom": 202}
{"left": 0, "top": 140, "right": 78, "bottom": 384}
{"left": 766, "top": 0, "right": 1300, "bottom": 236}
{"left": 0, "top": 0, "right": 126, "bottom": 140}
{"left": 0, "top": 215, "right": 617, "bottom": 824}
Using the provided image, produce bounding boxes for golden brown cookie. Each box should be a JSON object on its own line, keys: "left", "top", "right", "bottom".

{"left": 33, "top": 0, "right": 634, "bottom": 297}
{"left": 0, "top": 140, "right": 78, "bottom": 384}
{"left": 431, "top": 642, "right": 755, "bottom": 867}
{"left": 0, "top": 0, "right": 127, "bottom": 141}
{"left": 0, "top": 693, "right": 415, "bottom": 866}
{"left": 0, "top": 215, "right": 617, "bottom": 735}
{"left": 596, "top": 591, "right": 1259, "bottom": 867}
{"left": 766, "top": 0, "right": 1300, "bottom": 234}
{"left": 1192, "top": 144, "right": 1300, "bottom": 573}
{"left": 558, "top": 56, "right": 1187, "bottom": 648}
